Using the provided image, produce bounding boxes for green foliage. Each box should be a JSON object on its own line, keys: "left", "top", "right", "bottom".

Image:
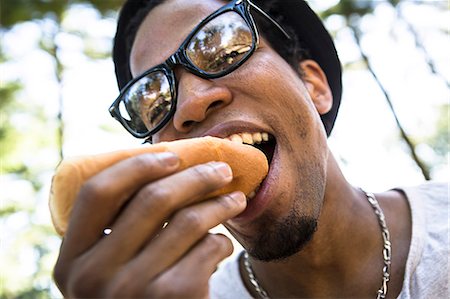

{"left": 85, "top": 0, "right": 124, "bottom": 15}
{"left": 1, "top": 1, "right": 124, "bottom": 298}
{"left": 322, "top": 0, "right": 375, "bottom": 19}
{"left": 0, "top": 81, "right": 23, "bottom": 172}
{"left": 0, "top": 0, "right": 124, "bottom": 27}
{"left": 1, "top": 195, "right": 59, "bottom": 298}
{"left": 427, "top": 104, "right": 449, "bottom": 157}
{"left": 0, "top": 80, "right": 57, "bottom": 175}
{"left": 0, "top": 0, "right": 66, "bottom": 26}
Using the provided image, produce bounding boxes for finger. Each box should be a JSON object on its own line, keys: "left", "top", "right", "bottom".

{"left": 114, "top": 191, "right": 245, "bottom": 280}
{"left": 59, "top": 152, "right": 180, "bottom": 260}
{"left": 104, "top": 234, "right": 233, "bottom": 298}
{"left": 146, "top": 234, "right": 233, "bottom": 299}
{"left": 93, "top": 162, "right": 235, "bottom": 263}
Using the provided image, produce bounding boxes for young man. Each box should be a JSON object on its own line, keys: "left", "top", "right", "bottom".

{"left": 53, "top": 0, "right": 448, "bottom": 298}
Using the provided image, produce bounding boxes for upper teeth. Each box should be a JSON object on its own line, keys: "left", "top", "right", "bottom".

{"left": 225, "top": 132, "right": 269, "bottom": 145}
{"left": 223, "top": 132, "right": 270, "bottom": 201}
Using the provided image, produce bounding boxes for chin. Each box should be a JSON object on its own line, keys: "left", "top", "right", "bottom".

{"left": 245, "top": 208, "right": 318, "bottom": 262}
{"left": 230, "top": 145, "right": 326, "bottom": 262}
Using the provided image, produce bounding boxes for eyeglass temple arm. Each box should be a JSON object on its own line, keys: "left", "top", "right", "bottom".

{"left": 247, "top": 0, "right": 292, "bottom": 40}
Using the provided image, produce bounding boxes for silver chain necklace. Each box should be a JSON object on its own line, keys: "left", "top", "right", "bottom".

{"left": 242, "top": 191, "right": 392, "bottom": 299}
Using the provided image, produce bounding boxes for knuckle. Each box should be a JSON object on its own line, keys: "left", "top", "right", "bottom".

{"left": 78, "top": 179, "right": 104, "bottom": 201}
{"left": 204, "top": 234, "right": 233, "bottom": 255}
{"left": 124, "top": 154, "right": 165, "bottom": 180}
{"left": 145, "top": 184, "right": 172, "bottom": 203}
{"left": 174, "top": 209, "right": 205, "bottom": 232}
{"left": 105, "top": 273, "right": 142, "bottom": 298}
{"left": 53, "top": 260, "right": 68, "bottom": 293}
{"left": 66, "top": 263, "right": 102, "bottom": 297}
{"left": 77, "top": 180, "right": 115, "bottom": 212}
{"left": 136, "top": 184, "right": 173, "bottom": 213}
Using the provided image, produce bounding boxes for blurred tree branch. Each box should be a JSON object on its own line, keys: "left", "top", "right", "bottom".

{"left": 396, "top": 5, "right": 450, "bottom": 89}
{"left": 349, "top": 21, "right": 431, "bottom": 180}
{"left": 324, "top": 0, "right": 433, "bottom": 180}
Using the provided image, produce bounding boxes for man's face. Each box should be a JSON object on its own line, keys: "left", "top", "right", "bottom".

{"left": 130, "top": 0, "right": 330, "bottom": 261}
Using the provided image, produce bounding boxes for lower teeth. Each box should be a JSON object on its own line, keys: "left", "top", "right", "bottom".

{"left": 246, "top": 185, "right": 261, "bottom": 201}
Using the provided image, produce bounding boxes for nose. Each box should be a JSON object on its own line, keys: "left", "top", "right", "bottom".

{"left": 172, "top": 69, "right": 233, "bottom": 133}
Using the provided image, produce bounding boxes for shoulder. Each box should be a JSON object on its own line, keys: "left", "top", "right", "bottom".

{"left": 401, "top": 181, "right": 447, "bottom": 203}
{"left": 396, "top": 181, "right": 449, "bottom": 299}
{"left": 401, "top": 182, "right": 448, "bottom": 237}
{"left": 209, "top": 250, "right": 252, "bottom": 299}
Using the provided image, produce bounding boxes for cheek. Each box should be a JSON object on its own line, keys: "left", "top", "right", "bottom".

{"left": 249, "top": 55, "right": 329, "bottom": 199}
{"left": 236, "top": 52, "right": 315, "bottom": 114}
{"left": 152, "top": 125, "right": 178, "bottom": 143}
{"left": 243, "top": 56, "right": 321, "bottom": 136}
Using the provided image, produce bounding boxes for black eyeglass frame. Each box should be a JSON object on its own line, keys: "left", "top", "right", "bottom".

{"left": 109, "top": 0, "right": 291, "bottom": 139}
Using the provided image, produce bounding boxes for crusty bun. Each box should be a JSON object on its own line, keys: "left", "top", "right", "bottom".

{"left": 49, "top": 136, "right": 268, "bottom": 236}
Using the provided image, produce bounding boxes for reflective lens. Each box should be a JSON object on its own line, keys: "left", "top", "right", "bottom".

{"left": 186, "top": 11, "right": 254, "bottom": 75}
{"left": 121, "top": 71, "right": 173, "bottom": 134}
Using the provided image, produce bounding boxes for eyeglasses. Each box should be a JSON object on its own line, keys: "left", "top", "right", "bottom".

{"left": 109, "top": 0, "right": 290, "bottom": 140}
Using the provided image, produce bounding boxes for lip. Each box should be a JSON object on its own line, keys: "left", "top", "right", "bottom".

{"left": 201, "top": 120, "right": 278, "bottom": 223}
{"left": 230, "top": 139, "right": 279, "bottom": 224}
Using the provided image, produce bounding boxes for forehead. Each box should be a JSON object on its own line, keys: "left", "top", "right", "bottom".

{"left": 130, "top": 0, "right": 228, "bottom": 75}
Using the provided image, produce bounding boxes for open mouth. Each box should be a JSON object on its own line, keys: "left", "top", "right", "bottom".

{"left": 224, "top": 132, "right": 276, "bottom": 164}
{"left": 224, "top": 132, "right": 276, "bottom": 200}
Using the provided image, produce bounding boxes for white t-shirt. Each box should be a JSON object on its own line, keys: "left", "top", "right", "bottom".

{"left": 209, "top": 182, "right": 449, "bottom": 299}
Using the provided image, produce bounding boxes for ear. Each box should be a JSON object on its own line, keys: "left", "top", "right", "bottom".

{"left": 299, "top": 60, "right": 333, "bottom": 115}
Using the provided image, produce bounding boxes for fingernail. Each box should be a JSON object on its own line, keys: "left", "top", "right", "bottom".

{"left": 156, "top": 152, "right": 179, "bottom": 167}
{"left": 227, "top": 191, "right": 246, "bottom": 204}
{"left": 209, "top": 162, "right": 232, "bottom": 179}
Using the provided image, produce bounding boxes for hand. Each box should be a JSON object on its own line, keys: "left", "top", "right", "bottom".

{"left": 53, "top": 152, "right": 246, "bottom": 298}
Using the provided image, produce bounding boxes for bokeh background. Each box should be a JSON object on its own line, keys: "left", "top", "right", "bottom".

{"left": 1, "top": 0, "right": 448, "bottom": 298}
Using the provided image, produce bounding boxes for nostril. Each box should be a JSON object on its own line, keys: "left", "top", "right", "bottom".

{"left": 206, "top": 99, "right": 225, "bottom": 114}
{"left": 182, "top": 120, "right": 196, "bottom": 129}
{"left": 181, "top": 100, "right": 224, "bottom": 129}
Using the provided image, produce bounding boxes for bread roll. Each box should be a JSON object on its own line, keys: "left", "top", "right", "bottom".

{"left": 49, "top": 136, "right": 268, "bottom": 236}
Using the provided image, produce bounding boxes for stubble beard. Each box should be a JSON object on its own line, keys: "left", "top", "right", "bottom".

{"left": 246, "top": 206, "right": 318, "bottom": 262}
{"left": 243, "top": 133, "right": 327, "bottom": 262}
{"left": 245, "top": 158, "right": 325, "bottom": 262}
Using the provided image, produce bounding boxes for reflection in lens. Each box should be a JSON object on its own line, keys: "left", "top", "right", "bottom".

{"left": 123, "top": 71, "right": 172, "bottom": 133}
{"left": 187, "top": 12, "right": 253, "bottom": 74}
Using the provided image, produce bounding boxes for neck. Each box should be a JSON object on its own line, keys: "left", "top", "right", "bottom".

{"left": 241, "top": 152, "right": 410, "bottom": 298}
